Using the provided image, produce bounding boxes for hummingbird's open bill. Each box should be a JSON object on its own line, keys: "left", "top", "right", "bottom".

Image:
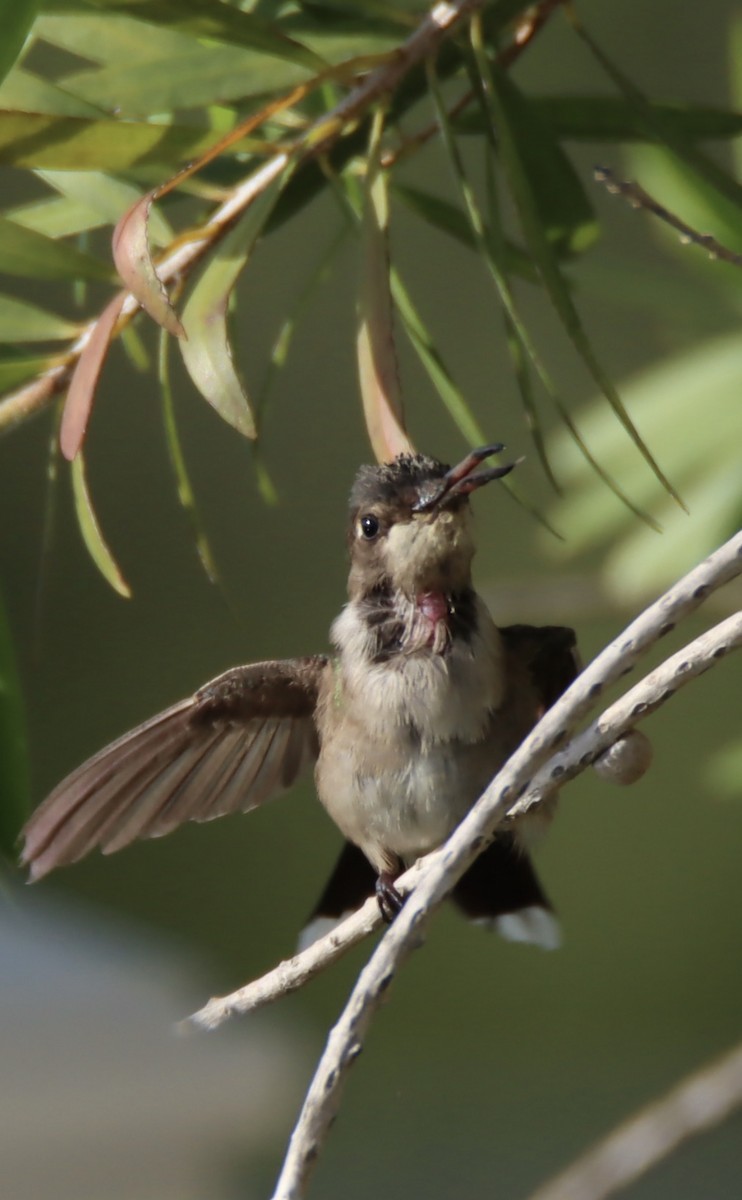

{"left": 23, "top": 446, "right": 598, "bottom": 951}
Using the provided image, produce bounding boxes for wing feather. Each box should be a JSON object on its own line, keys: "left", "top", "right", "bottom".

{"left": 22, "top": 656, "right": 328, "bottom": 880}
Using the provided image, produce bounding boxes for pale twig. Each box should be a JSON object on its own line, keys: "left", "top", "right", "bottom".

{"left": 0, "top": 0, "right": 491, "bottom": 435}
{"left": 526, "top": 1040, "right": 742, "bottom": 1200}
{"left": 265, "top": 534, "right": 742, "bottom": 1200}
{"left": 184, "top": 605, "right": 742, "bottom": 1033}
{"left": 595, "top": 165, "right": 742, "bottom": 268}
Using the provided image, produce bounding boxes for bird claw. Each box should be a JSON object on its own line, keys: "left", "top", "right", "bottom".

{"left": 376, "top": 873, "right": 405, "bottom": 924}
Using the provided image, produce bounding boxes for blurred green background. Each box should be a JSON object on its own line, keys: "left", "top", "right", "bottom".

{"left": 1, "top": 2, "right": 742, "bottom": 1198}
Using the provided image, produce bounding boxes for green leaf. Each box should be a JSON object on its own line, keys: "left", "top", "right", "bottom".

{"left": 45, "top": 0, "right": 325, "bottom": 70}
{"left": 0, "top": 110, "right": 259, "bottom": 173}
{"left": 573, "top": 20, "right": 742, "bottom": 213}
{"left": 180, "top": 172, "right": 289, "bottom": 436}
{"left": 475, "top": 72, "right": 598, "bottom": 256}
{"left": 393, "top": 183, "right": 539, "bottom": 279}
{"left": 0, "top": 587, "right": 30, "bottom": 858}
{"left": 391, "top": 272, "right": 486, "bottom": 448}
{"left": 7, "top": 195, "right": 108, "bottom": 238}
{"left": 428, "top": 60, "right": 655, "bottom": 529}
{"left": 0, "top": 65, "right": 104, "bottom": 117}
{"left": 0, "top": 349, "right": 58, "bottom": 390}
{"left": 158, "top": 331, "right": 219, "bottom": 584}
{"left": 456, "top": 96, "right": 742, "bottom": 144}
{"left": 38, "top": 170, "right": 174, "bottom": 246}
{"left": 0, "top": 216, "right": 114, "bottom": 281}
{"left": 0, "top": 293, "right": 79, "bottom": 342}
{"left": 60, "top": 41, "right": 307, "bottom": 115}
{"left": 545, "top": 332, "right": 742, "bottom": 599}
{"left": 70, "top": 452, "right": 132, "bottom": 597}
{"left": 482, "top": 58, "right": 682, "bottom": 509}
{"left": 0, "top": 0, "right": 38, "bottom": 89}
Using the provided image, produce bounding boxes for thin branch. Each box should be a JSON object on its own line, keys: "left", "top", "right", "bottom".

{"left": 526, "top": 1040, "right": 742, "bottom": 1200}
{"left": 595, "top": 164, "right": 742, "bottom": 267}
{"left": 0, "top": 0, "right": 493, "bottom": 435}
{"left": 265, "top": 534, "right": 742, "bottom": 1199}
{"left": 183, "top": 606, "right": 742, "bottom": 1033}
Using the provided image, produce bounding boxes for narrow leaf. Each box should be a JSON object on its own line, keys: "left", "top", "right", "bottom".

{"left": 481, "top": 57, "right": 683, "bottom": 508}
{"left": 456, "top": 96, "right": 742, "bottom": 144}
{"left": 393, "top": 183, "right": 538, "bottom": 279}
{"left": 47, "top": 0, "right": 325, "bottom": 70}
{"left": 0, "top": 110, "right": 261, "bottom": 172}
{"left": 357, "top": 109, "right": 413, "bottom": 462}
{"left": 0, "top": 0, "right": 37, "bottom": 89}
{"left": 39, "top": 170, "right": 174, "bottom": 246}
{"left": 0, "top": 294, "right": 79, "bottom": 342}
{"left": 429, "top": 61, "right": 658, "bottom": 530}
{"left": 471, "top": 70, "right": 597, "bottom": 256}
{"left": 113, "top": 193, "right": 183, "bottom": 337}
{"left": 0, "top": 215, "right": 114, "bottom": 281}
{"left": 0, "top": 351, "right": 58, "bottom": 391}
{"left": 71, "top": 452, "right": 132, "bottom": 598}
{"left": 0, "top": 587, "right": 30, "bottom": 855}
{"left": 159, "top": 331, "right": 219, "bottom": 583}
{"left": 180, "top": 174, "right": 288, "bottom": 436}
{"left": 572, "top": 20, "right": 742, "bottom": 212}
{"left": 60, "top": 290, "right": 126, "bottom": 460}
{"left": 391, "top": 271, "right": 486, "bottom": 448}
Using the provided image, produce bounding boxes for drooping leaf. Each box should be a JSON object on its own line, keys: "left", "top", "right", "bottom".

{"left": 0, "top": 110, "right": 261, "bottom": 173}
{"left": 480, "top": 55, "right": 683, "bottom": 509}
{"left": 471, "top": 69, "right": 598, "bottom": 256}
{"left": 393, "top": 183, "right": 538, "bottom": 279}
{"left": 357, "top": 109, "right": 412, "bottom": 463}
{"left": 0, "top": 64, "right": 104, "bottom": 117}
{"left": 180, "top": 172, "right": 289, "bottom": 436}
{"left": 60, "top": 290, "right": 126, "bottom": 460}
{"left": 428, "top": 59, "right": 658, "bottom": 529}
{"left": 572, "top": 18, "right": 742, "bottom": 212}
{"left": 39, "top": 169, "right": 174, "bottom": 245}
{"left": 0, "top": 293, "right": 79, "bottom": 342}
{"left": 112, "top": 193, "right": 183, "bottom": 336}
{"left": 0, "top": 586, "right": 30, "bottom": 857}
{"left": 0, "top": 0, "right": 37, "bottom": 89}
{"left": 44, "top": 0, "right": 325, "bottom": 70}
{"left": 70, "top": 451, "right": 132, "bottom": 598}
{"left": 0, "top": 216, "right": 114, "bottom": 281}
{"left": 255, "top": 222, "right": 349, "bottom": 423}
{"left": 545, "top": 332, "right": 742, "bottom": 599}
{"left": 7, "top": 194, "right": 109, "bottom": 238}
{"left": 158, "top": 331, "right": 219, "bottom": 583}
{"left": 391, "top": 271, "right": 486, "bottom": 448}
{"left": 456, "top": 96, "right": 742, "bottom": 144}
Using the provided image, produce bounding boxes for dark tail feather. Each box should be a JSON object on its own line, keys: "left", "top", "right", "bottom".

{"left": 298, "top": 834, "right": 560, "bottom": 952}
{"left": 453, "top": 833, "right": 561, "bottom": 949}
{"left": 298, "top": 840, "right": 377, "bottom": 951}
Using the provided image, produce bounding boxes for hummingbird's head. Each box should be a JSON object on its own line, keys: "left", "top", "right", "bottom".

{"left": 346, "top": 444, "right": 518, "bottom": 601}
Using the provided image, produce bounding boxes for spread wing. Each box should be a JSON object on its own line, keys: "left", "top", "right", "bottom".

{"left": 21, "top": 656, "right": 328, "bottom": 881}
{"left": 500, "top": 624, "right": 580, "bottom": 714}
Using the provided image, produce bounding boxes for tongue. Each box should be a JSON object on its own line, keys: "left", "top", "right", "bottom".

{"left": 417, "top": 591, "right": 449, "bottom": 624}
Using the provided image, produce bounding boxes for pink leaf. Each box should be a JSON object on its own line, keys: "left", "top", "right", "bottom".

{"left": 113, "top": 192, "right": 184, "bottom": 337}
{"left": 61, "top": 291, "right": 126, "bottom": 461}
{"left": 357, "top": 115, "right": 413, "bottom": 463}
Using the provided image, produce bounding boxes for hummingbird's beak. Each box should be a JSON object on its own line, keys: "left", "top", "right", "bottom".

{"left": 411, "top": 444, "right": 522, "bottom": 513}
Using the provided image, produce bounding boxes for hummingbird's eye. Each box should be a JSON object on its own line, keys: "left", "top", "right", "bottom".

{"left": 359, "top": 514, "right": 380, "bottom": 540}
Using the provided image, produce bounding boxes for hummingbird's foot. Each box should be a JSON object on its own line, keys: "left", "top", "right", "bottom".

{"left": 376, "top": 873, "right": 405, "bottom": 924}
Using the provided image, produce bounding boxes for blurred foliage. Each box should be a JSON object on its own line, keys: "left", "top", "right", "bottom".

{"left": 1, "top": 1, "right": 742, "bottom": 823}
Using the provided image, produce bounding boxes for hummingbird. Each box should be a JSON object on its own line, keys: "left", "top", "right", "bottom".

{"left": 22, "top": 445, "right": 612, "bottom": 950}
